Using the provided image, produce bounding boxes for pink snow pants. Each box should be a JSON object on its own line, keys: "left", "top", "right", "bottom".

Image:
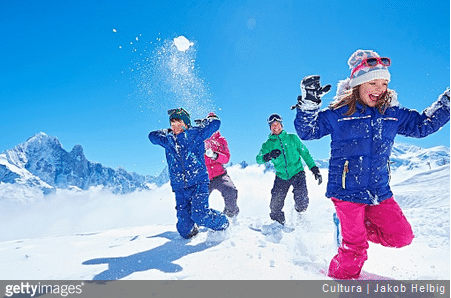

{"left": 328, "top": 197, "right": 414, "bottom": 279}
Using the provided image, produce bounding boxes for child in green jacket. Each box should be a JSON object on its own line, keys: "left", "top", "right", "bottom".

{"left": 256, "top": 113, "right": 322, "bottom": 225}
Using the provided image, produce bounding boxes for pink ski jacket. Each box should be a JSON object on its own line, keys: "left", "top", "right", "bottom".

{"left": 204, "top": 131, "right": 230, "bottom": 180}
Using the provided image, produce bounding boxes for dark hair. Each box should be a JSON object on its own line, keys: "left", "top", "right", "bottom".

{"left": 329, "top": 86, "right": 394, "bottom": 116}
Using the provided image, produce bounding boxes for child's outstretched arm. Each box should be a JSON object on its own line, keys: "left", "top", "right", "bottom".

{"left": 148, "top": 129, "right": 171, "bottom": 147}
{"left": 397, "top": 88, "right": 450, "bottom": 138}
{"left": 195, "top": 117, "right": 221, "bottom": 142}
{"left": 293, "top": 75, "right": 333, "bottom": 140}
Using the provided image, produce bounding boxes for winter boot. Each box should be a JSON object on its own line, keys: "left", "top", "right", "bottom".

{"left": 186, "top": 224, "right": 199, "bottom": 239}
{"left": 295, "top": 205, "right": 307, "bottom": 213}
{"left": 224, "top": 207, "right": 239, "bottom": 218}
{"left": 269, "top": 213, "right": 285, "bottom": 225}
{"left": 294, "top": 197, "right": 308, "bottom": 213}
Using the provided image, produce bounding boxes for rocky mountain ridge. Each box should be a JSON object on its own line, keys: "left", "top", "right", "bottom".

{"left": 0, "top": 132, "right": 168, "bottom": 196}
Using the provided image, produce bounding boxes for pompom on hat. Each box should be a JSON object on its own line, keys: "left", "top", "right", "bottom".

{"left": 206, "top": 112, "right": 219, "bottom": 120}
{"left": 348, "top": 49, "right": 391, "bottom": 88}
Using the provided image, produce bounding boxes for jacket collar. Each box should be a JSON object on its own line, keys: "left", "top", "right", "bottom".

{"left": 269, "top": 130, "right": 287, "bottom": 138}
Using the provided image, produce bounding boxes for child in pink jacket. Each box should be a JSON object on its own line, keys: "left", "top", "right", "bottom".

{"left": 203, "top": 112, "right": 239, "bottom": 218}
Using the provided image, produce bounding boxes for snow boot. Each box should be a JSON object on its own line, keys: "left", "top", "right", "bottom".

{"left": 224, "top": 207, "right": 239, "bottom": 218}
{"left": 270, "top": 212, "right": 285, "bottom": 226}
{"left": 186, "top": 225, "right": 199, "bottom": 239}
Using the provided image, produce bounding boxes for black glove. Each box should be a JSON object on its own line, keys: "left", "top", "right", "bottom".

{"left": 301, "top": 75, "right": 331, "bottom": 103}
{"left": 263, "top": 149, "right": 282, "bottom": 162}
{"left": 194, "top": 114, "right": 220, "bottom": 126}
{"left": 194, "top": 118, "right": 210, "bottom": 126}
{"left": 291, "top": 75, "right": 331, "bottom": 110}
{"left": 310, "top": 166, "right": 322, "bottom": 185}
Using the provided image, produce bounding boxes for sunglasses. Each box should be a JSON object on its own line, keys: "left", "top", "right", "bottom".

{"left": 267, "top": 114, "right": 283, "bottom": 125}
{"left": 351, "top": 57, "right": 391, "bottom": 78}
{"left": 168, "top": 107, "right": 189, "bottom": 116}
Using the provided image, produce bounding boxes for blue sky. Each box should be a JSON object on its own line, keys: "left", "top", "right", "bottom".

{"left": 1, "top": 0, "right": 449, "bottom": 176}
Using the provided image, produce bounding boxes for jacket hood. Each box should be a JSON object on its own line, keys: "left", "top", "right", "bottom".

{"left": 211, "top": 131, "right": 221, "bottom": 138}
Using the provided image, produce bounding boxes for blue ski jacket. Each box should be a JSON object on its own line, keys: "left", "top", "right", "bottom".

{"left": 294, "top": 90, "right": 450, "bottom": 205}
{"left": 149, "top": 118, "right": 220, "bottom": 191}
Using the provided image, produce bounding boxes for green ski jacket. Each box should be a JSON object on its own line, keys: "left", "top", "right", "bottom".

{"left": 256, "top": 130, "right": 317, "bottom": 180}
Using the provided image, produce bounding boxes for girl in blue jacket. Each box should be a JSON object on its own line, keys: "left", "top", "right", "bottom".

{"left": 149, "top": 108, "right": 229, "bottom": 239}
{"left": 294, "top": 49, "right": 450, "bottom": 279}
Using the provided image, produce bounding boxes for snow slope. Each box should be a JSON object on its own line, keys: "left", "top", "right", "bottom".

{"left": 0, "top": 163, "right": 448, "bottom": 280}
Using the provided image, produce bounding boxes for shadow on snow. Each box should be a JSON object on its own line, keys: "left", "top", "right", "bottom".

{"left": 82, "top": 231, "right": 219, "bottom": 280}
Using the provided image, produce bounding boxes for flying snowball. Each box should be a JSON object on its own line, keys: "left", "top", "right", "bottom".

{"left": 173, "top": 36, "right": 194, "bottom": 52}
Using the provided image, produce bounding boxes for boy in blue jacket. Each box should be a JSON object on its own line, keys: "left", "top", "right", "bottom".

{"left": 293, "top": 49, "right": 449, "bottom": 279}
{"left": 149, "top": 108, "right": 229, "bottom": 239}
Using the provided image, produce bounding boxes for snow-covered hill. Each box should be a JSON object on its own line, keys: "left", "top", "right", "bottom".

{"left": 0, "top": 162, "right": 448, "bottom": 280}
{"left": 390, "top": 143, "right": 450, "bottom": 183}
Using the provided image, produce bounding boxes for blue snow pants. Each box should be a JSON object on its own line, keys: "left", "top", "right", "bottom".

{"left": 174, "top": 182, "right": 229, "bottom": 238}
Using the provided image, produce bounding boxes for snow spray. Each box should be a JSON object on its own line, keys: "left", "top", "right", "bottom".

{"left": 132, "top": 35, "right": 215, "bottom": 119}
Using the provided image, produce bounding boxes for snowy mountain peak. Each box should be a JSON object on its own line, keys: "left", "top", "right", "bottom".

{"left": 24, "top": 132, "right": 62, "bottom": 151}
{"left": 26, "top": 131, "right": 55, "bottom": 141}
{"left": 4, "top": 132, "right": 62, "bottom": 168}
{"left": 70, "top": 144, "right": 87, "bottom": 162}
{"left": 0, "top": 133, "right": 168, "bottom": 201}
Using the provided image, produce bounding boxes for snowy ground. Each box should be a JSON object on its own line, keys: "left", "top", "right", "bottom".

{"left": 0, "top": 164, "right": 449, "bottom": 280}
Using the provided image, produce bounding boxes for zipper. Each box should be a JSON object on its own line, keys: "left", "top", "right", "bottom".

{"left": 174, "top": 137, "right": 188, "bottom": 188}
{"left": 342, "top": 160, "right": 349, "bottom": 189}
{"left": 277, "top": 135, "right": 290, "bottom": 178}
{"left": 388, "top": 159, "right": 393, "bottom": 183}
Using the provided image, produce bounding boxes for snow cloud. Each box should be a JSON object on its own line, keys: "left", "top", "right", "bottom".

{"left": 0, "top": 184, "right": 176, "bottom": 242}
{"left": 131, "top": 35, "right": 215, "bottom": 119}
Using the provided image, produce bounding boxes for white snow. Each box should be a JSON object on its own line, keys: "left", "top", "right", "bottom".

{"left": 0, "top": 162, "right": 448, "bottom": 280}
{"left": 173, "top": 36, "right": 194, "bottom": 52}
